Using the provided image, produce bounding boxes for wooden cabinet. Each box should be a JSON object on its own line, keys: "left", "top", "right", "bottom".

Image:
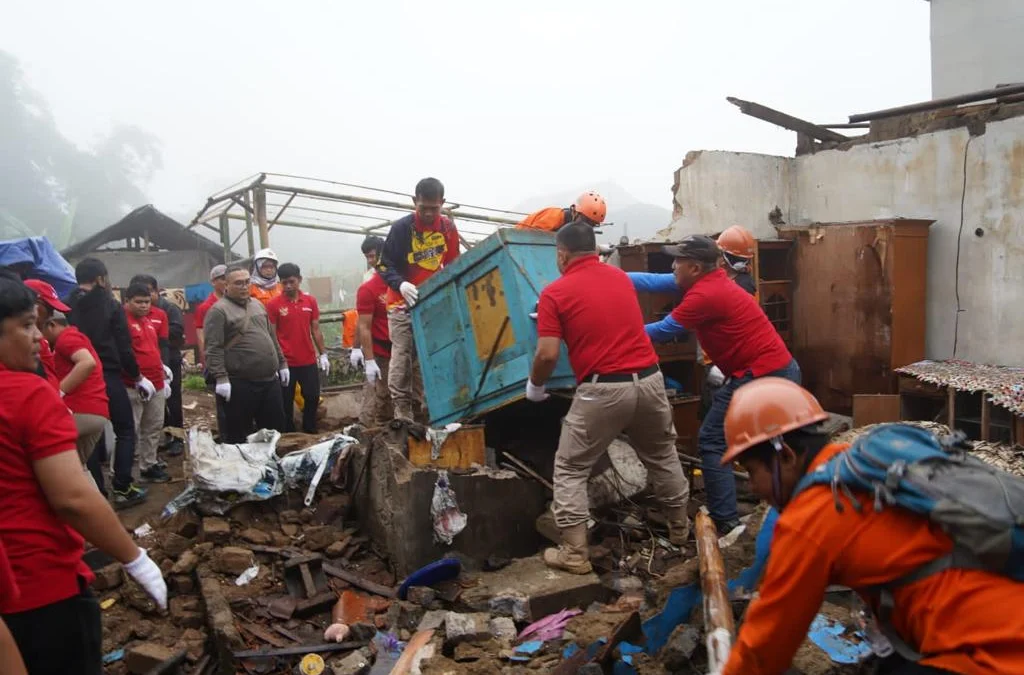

{"left": 779, "top": 219, "right": 932, "bottom": 414}
{"left": 754, "top": 240, "right": 795, "bottom": 346}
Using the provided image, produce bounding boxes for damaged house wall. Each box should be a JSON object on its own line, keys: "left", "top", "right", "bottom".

{"left": 665, "top": 115, "right": 1024, "bottom": 367}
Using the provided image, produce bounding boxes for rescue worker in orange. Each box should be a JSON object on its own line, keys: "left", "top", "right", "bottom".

{"left": 249, "top": 248, "right": 283, "bottom": 306}
{"left": 720, "top": 377, "right": 1024, "bottom": 675}
{"left": 516, "top": 191, "right": 607, "bottom": 233}
{"left": 716, "top": 225, "right": 757, "bottom": 296}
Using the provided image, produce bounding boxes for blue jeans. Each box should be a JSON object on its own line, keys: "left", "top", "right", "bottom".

{"left": 699, "top": 359, "right": 801, "bottom": 526}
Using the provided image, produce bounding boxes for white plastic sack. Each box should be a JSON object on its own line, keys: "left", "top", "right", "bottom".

{"left": 430, "top": 470, "right": 467, "bottom": 545}
{"left": 185, "top": 428, "right": 284, "bottom": 514}
{"left": 279, "top": 435, "right": 357, "bottom": 506}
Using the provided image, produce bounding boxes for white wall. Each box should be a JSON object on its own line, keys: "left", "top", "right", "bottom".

{"left": 930, "top": 0, "right": 1024, "bottom": 98}
{"left": 665, "top": 116, "right": 1024, "bottom": 366}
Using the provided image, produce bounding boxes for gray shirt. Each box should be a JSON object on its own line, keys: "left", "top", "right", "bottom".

{"left": 204, "top": 296, "right": 286, "bottom": 383}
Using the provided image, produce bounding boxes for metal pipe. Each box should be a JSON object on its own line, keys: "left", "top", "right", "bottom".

{"left": 849, "top": 83, "right": 1024, "bottom": 123}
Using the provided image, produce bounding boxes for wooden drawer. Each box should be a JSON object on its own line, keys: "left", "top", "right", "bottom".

{"left": 898, "top": 375, "right": 944, "bottom": 398}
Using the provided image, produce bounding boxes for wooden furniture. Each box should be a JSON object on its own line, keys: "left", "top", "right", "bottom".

{"left": 779, "top": 219, "right": 932, "bottom": 414}
{"left": 896, "top": 375, "right": 1019, "bottom": 444}
{"left": 754, "top": 240, "right": 795, "bottom": 346}
{"left": 407, "top": 425, "right": 487, "bottom": 469}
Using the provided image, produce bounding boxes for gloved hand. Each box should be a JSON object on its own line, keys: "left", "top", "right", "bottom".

{"left": 364, "top": 360, "right": 381, "bottom": 384}
{"left": 706, "top": 365, "right": 726, "bottom": 388}
{"left": 525, "top": 379, "right": 549, "bottom": 402}
{"left": 162, "top": 364, "right": 173, "bottom": 383}
{"left": 136, "top": 376, "right": 156, "bottom": 402}
{"left": 349, "top": 348, "right": 364, "bottom": 369}
{"left": 318, "top": 353, "right": 331, "bottom": 375}
{"left": 399, "top": 281, "right": 419, "bottom": 307}
{"left": 279, "top": 368, "right": 290, "bottom": 387}
{"left": 123, "top": 548, "right": 168, "bottom": 611}
{"left": 215, "top": 381, "right": 231, "bottom": 401}
{"left": 161, "top": 382, "right": 171, "bottom": 399}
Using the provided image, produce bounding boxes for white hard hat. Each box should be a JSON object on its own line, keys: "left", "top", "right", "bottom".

{"left": 254, "top": 248, "right": 278, "bottom": 263}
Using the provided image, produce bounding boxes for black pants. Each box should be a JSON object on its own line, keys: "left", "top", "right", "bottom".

{"left": 283, "top": 364, "right": 320, "bottom": 434}
{"left": 223, "top": 378, "right": 286, "bottom": 443}
{"left": 165, "top": 357, "right": 183, "bottom": 429}
{"left": 4, "top": 587, "right": 102, "bottom": 675}
{"left": 88, "top": 372, "right": 136, "bottom": 492}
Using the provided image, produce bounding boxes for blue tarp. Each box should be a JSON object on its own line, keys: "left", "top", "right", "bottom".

{"left": 0, "top": 237, "right": 77, "bottom": 298}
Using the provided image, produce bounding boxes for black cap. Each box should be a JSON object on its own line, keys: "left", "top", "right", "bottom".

{"left": 662, "top": 235, "right": 720, "bottom": 263}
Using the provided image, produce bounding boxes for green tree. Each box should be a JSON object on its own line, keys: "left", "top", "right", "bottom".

{"left": 0, "top": 50, "right": 161, "bottom": 245}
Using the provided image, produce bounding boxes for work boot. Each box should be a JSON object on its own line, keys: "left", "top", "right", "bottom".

{"left": 714, "top": 518, "right": 742, "bottom": 537}
{"left": 542, "top": 523, "right": 592, "bottom": 575}
{"left": 164, "top": 439, "right": 184, "bottom": 457}
{"left": 113, "top": 484, "right": 148, "bottom": 510}
{"left": 665, "top": 507, "right": 691, "bottom": 546}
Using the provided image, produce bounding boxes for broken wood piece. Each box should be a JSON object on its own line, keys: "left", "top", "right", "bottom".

{"left": 727, "top": 96, "right": 848, "bottom": 143}
{"left": 696, "top": 508, "right": 735, "bottom": 673}
{"left": 389, "top": 629, "right": 436, "bottom": 675}
{"left": 502, "top": 453, "right": 554, "bottom": 491}
{"left": 236, "top": 619, "right": 290, "bottom": 648}
{"left": 272, "top": 625, "right": 303, "bottom": 644}
{"left": 232, "top": 640, "right": 366, "bottom": 659}
{"left": 322, "top": 562, "right": 396, "bottom": 598}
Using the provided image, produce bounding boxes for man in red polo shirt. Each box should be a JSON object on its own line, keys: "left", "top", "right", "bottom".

{"left": 353, "top": 267, "right": 393, "bottom": 427}
{"left": 0, "top": 274, "right": 166, "bottom": 675}
{"left": 40, "top": 311, "right": 110, "bottom": 473}
{"left": 123, "top": 283, "right": 169, "bottom": 485}
{"left": 267, "top": 263, "right": 329, "bottom": 434}
{"left": 654, "top": 235, "right": 800, "bottom": 535}
{"left": 23, "top": 280, "right": 63, "bottom": 391}
{"left": 377, "top": 177, "right": 460, "bottom": 422}
{"left": 527, "top": 222, "right": 690, "bottom": 574}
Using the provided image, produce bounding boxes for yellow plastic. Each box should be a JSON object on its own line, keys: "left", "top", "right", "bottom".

{"left": 298, "top": 653, "right": 325, "bottom": 675}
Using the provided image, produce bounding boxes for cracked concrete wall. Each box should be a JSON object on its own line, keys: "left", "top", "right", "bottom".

{"left": 666, "top": 115, "right": 1024, "bottom": 366}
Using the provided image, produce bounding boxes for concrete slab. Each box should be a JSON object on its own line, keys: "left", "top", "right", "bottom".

{"left": 459, "top": 557, "right": 608, "bottom": 622}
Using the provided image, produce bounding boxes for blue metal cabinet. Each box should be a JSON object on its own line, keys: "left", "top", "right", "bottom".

{"left": 411, "top": 228, "right": 576, "bottom": 426}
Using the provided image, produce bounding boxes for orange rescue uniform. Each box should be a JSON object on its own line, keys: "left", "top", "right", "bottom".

{"left": 515, "top": 207, "right": 572, "bottom": 233}
{"left": 250, "top": 283, "right": 282, "bottom": 306}
{"left": 724, "top": 442, "right": 1024, "bottom": 675}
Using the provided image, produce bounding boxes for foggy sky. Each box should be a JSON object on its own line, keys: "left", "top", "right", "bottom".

{"left": 2, "top": 0, "right": 930, "bottom": 252}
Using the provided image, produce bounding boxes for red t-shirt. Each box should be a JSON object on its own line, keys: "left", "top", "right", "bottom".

{"left": 123, "top": 311, "right": 165, "bottom": 389}
{"left": 0, "top": 365, "right": 93, "bottom": 613}
{"left": 0, "top": 541, "right": 20, "bottom": 611}
{"left": 385, "top": 215, "right": 461, "bottom": 308}
{"left": 670, "top": 268, "right": 792, "bottom": 378}
{"left": 53, "top": 326, "right": 110, "bottom": 418}
{"left": 194, "top": 292, "right": 219, "bottom": 329}
{"left": 147, "top": 305, "right": 170, "bottom": 342}
{"left": 356, "top": 274, "right": 392, "bottom": 359}
{"left": 537, "top": 255, "right": 658, "bottom": 383}
{"left": 267, "top": 292, "right": 320, "bottom": 367}
{"left": 38, "top": 338, "right": 61, "bottom": 390}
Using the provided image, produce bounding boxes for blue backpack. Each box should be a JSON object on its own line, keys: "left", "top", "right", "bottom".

{"left": 791, "top": 423, "right": 1024, "bottom": 660}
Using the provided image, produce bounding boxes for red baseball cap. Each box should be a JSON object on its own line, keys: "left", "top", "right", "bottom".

{"left": 24, "top": 279, "right": 71, "bottom": 312}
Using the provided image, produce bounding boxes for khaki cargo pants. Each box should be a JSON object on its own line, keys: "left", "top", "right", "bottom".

{"left": 128, "top": 389, "right": 166, "bottom": 472}
{"left": 359, "top": 356, "right": 393, "bottom": 427}
{"left": 387, "top": 309, "right": 427, "bottom": 423}
{"left": 553, "top": 371, "right": 690, "bottom": 528}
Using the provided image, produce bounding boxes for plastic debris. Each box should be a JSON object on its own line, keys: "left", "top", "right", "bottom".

{"left": 808, "top": 614, "right": 874, "bottom": 664}
{"left": 517, "top": 608, "right": 582, "bottom": 643}
{"left": 430, "top": 471, "right": 467, "bottom": 545}
{"left": 100, "top": 597, "right": 118, "bottom": 610}
{"left": 235, "top": 563, "right": 260, "bottom": 586}
{"left": 102, "top": 649, "right": 125, "bottom": 665}
{"left": 280, "top": 435, "right": 357, "bottom": 506}
{"left": 133, "top": 523, "right": 154, "bottom": 538}
{"left": 298, "top": 653, "right": 325, "bottom": 675}
{"left": 426, "top": 423, "right": 462, "bottom": 461}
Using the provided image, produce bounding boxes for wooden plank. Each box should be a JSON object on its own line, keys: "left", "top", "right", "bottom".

{"left": 389, "top": 629, "right": 435, "bottom": 675}
{"left": 727, "top": 97, "right": 849, "bottom": 143}
{"left": 407, "top": 425, "right": 486, "bottom": 470}
{"left": 322, "top": 562, "right": 396, "bottom": 598}
{"left": 696, "top": 510, "right": 734, "bottom": 672}
{"left": 947, "top": 386, "right": 957, "bottom": 429}
{"left": 981, "top": 396, "right": 991, "bottom": 442}
{"left": 852, "top": 395, "right": 901, "bottom": 427}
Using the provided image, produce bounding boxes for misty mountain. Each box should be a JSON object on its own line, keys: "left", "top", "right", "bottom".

{"left": 513, "top": 181, "right": 672, "bottom": 244}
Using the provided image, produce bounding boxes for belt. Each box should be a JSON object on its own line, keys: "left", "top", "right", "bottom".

{"left": 585, "top": 364, "right": 659, "bottom": 384}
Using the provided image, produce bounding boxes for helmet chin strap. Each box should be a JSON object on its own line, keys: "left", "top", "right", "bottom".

{"left": 770, "top": 436, "right": 786, "bottom": 508}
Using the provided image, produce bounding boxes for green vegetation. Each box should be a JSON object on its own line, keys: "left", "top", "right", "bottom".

{"left": 183, "top": 374, "right": 208, "bottom": 391}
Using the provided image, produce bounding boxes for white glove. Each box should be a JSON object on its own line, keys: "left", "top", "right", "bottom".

{"left": 162, "top": 383, "right": 171, "bottom": 399}
{"left": 364, "top": 360, "right": 381, "bottom": 384}
{"left": 706, "top": 365, "right": 726, "bottom": 388}
{"left": 399, "top": 281, "right": 419, "bottom": 307}
{"left": 123, "top": 548, "right": 168, "bottom": 611}
{"left": 59, "top": 389, "right": 66, "bottom": 399}
{"left": 529, "top": 312, "right": 538, "bottom": 320}
{"left": 162, "top": 364, "right": 173, "bottom": 383}
{"left": 525, "top": 379, "right": 549, "bottom": 402}
{"left": 136, "top": 376, "right": 156, "bottom": 402}
{"left": 215, "top": 381, "right": 232, "bottom": 401}
{"left": 318, "top": 353, "right": 331, "bottom": 375}
{"left": 349, "top": 348, "right": 364, "bottom": 369}
{"left": 279, "top": 368, "right": 291, "bottom": 387}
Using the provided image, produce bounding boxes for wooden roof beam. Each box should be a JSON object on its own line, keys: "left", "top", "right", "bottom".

{"left": 727, "top": 96, "right": 849, "bottom": 143}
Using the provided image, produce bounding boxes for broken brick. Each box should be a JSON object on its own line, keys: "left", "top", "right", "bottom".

{"left": 385, "top": 601, "right": 425, "bottom": 633}
{"left": 661, "top": 624, "right": 700, "bottom": 671}
{"left": 489, "top": 617, "right": 517, "bottom": 644}
{"left": 171, "top": 550, "right": 199, "bottom": 575}
{"left": 166, "top": 510, "right": 201, "bottom": 539}
{"left": 169, "top": 575, "right": 196, "bottom": 594}
{"left": 92, "top": 563, "right": 123, "bottom": 591}
{"left": 202, "top": 517, "right": 231, "bottom": 543}
{"left": 281, "top": 523, "right": 299, "bottom": 537}
{"left": 170, "top": 595, "right": 201, "bottom": 615}
{"left": 443, "top": 612, "right": 491, "bottom": 645}
{"left": 303, "top": 525, "right": 340, "bottom": 552}
{"left": 215, "top": 546, "right": 254, "bottom": 576}
{"left": 417, "top": 610, "right": 447, "bottom": 632}
{"left": 125, "top": 642, "right": 176, "bottom": 674}
{"left": 324, "top": 538, "right": 350, "bottom": 558}
{"left": 313, "top": 493, "right": 349, "bottom": 525}
{"left": 279, "top": 509, "right": 301, "bottom": 524}
{"left": 239, "top": 527, "right": 271, "bottom": 546}
{"left": 159, "top": 558, "right": 175, "bottom": 576}
{"left": 332, "top": 648, "right": 371, "bottom": 675}
{"left": 132, "top": 620, "right": 156, "bottom": 639}
{"left": 299, "top": 508, "right": 315, "bottom": 523}
{"left": 406, "top": 586, "right": 436, "bottom": 607}
{"left": 162, "top": 533, "right": 193, "bottom": 558}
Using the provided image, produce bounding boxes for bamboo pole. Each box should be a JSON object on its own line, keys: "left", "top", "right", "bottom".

{"left": 254, "top": 185, "right": 269, "bottom": 248}
{"left": 696, "top": 508, "right": 734, "bottom": 673}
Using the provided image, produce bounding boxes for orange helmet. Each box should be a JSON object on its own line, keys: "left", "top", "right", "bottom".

{"left": 722, "top": 378, "right": 829, "bottom": 465}
{"left": 573, "top": 191, "right": 607, "bottom": 225}
{"left": 716, "top": 226, "right": 756, "bottom": 259}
